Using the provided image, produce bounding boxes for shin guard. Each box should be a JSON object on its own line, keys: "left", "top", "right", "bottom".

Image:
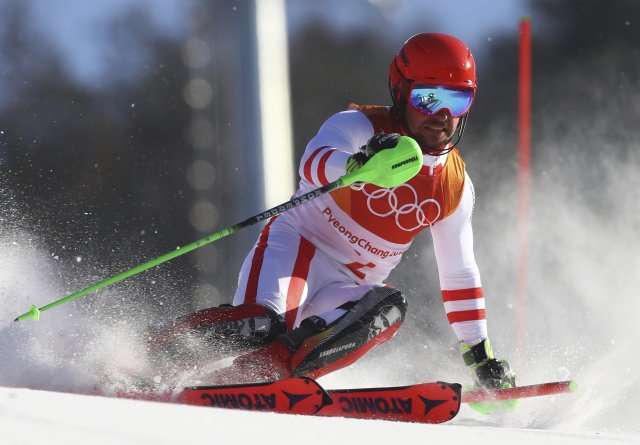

{"left": 282, "top": 287, "right": 407, "bottom": 379}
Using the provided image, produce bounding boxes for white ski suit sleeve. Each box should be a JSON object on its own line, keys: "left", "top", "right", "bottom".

{"left": 431, "top": 175, "right": 488, "bottom": 345}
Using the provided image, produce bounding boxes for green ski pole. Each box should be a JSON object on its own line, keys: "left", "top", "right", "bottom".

{"left": 15, "top": 136, "right": 423, "bottom": 322}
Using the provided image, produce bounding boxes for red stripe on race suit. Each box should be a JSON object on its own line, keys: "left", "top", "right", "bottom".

{"left": 441, "top": 287, "right": 484, "bottom": 302}
{"left": 316, "top": 149, "right": 334, "bottom": 186}
{"left": 244, "top": 217, "right": 277, "bottom": 304}
{"left": 303, "top": 146, "right": 330, "bottom": 184}
{"left": 446, "top": 309, "right": 486, "bottom": 324}
{"left": 284, "top": 237, "right": 316, "bottom": 330}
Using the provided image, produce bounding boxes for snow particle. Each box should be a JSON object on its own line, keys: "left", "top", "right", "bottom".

{"left": 76, "top": 256, "right": 82, "bottom": 263}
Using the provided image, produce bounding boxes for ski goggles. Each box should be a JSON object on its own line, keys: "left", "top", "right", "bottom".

{"left": 409, "top": 85, "right": 474, "bottom": 118}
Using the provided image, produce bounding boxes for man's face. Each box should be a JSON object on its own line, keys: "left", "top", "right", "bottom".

{"left": 404, "top": 104, "right": 460, "bottom": 151}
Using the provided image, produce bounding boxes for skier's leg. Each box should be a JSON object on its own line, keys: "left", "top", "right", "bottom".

{"left": 147, "top": 303, "right": 286, "bottom": 356}
{"left": 149, "top": 218, "right": 331, "bottom": 363}
{"left": 213, "top": 286, "right": 407, "bottom": 383}
{"left": 232, "top": 217, "right": 331, "bottom": 330}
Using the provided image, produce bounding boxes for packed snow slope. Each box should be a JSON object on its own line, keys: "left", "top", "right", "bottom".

{"left": 1, "top": 385, "right": 638, "bottom": 445}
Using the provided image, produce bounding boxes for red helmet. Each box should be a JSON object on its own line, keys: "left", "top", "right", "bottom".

{"left": 389, "top": 33, "right": 477, "bottom": 112}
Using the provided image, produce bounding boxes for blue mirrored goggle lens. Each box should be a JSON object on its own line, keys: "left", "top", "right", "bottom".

{"left": 409, "top": 86, "right": 474, "bottom": 118}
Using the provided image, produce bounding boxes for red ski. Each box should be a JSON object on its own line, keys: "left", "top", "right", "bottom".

{"left": 106, "top": 378, "right": 461, "bottom": 423}
{"left": 112, "top": 377, "right": 330, "bottom": 416}
{"left": 176, "top": 377, "right": 331, "bottom": 414}
{"left": 321, "top": 382, "right": 461, "bottom": 423}
{"left": 105, "top": 378, "right": 576, "bottom": 423}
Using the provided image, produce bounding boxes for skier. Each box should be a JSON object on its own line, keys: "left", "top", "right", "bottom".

{"left": 154, "top": 33, "right": 515, "bottom": 390}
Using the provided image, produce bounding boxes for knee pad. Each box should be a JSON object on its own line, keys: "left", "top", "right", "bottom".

{"left": 277, "top": 287, "right": 407, "bottom": 379}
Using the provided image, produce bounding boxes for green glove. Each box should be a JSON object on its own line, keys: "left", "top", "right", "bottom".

{"left": 461, "top": 338, "right": 516, "bottom": 389}
{"left": 461, "top": 338, "right": 519, "bottom": 414}
{"left": 346, "top": 133, "right": 403, "bottom": 173}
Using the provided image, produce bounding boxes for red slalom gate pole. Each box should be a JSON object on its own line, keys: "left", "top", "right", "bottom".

{"left": 517, "top": 17, "right": 532, "bottom": 366}
{"left": 463, "top": 380, "right": 577, "bottom": 403}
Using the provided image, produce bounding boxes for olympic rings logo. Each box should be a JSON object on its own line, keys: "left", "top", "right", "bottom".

{"left": 356, "top": 183, "right": 441, "bottom": 231}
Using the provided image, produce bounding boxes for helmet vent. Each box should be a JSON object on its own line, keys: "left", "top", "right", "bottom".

{"left": 399, "top": 49, "right": 410, "bottom": 66}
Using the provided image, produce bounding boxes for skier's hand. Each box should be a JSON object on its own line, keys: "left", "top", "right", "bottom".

{"left": 460, "top": 338, "right": 516, "bottom": 389}
{"left": 346, "top": 133, "right": 402, "bottom": 173}
{"left": 475, "top": 358, "right": 516, "bottom": 389}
